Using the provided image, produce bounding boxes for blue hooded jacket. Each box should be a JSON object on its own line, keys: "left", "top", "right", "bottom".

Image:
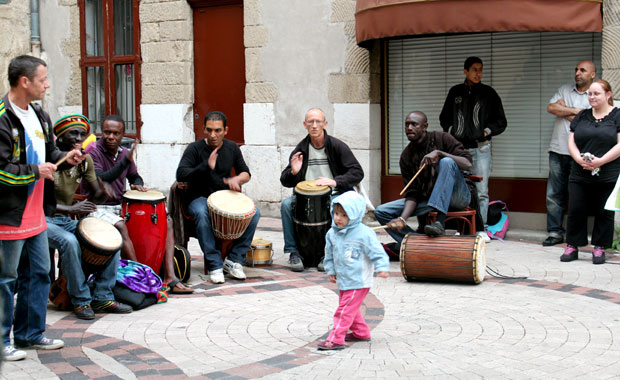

{"left": 323, "top": 191, "right": 390, "bottom": 290}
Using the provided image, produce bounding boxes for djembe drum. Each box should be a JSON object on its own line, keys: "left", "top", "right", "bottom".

{"left": 122, "top": 189, "right": 167, "bottom": 273}
{"left": 400, "top": 234, "right": 486, "bottom": 284}
{"left": 207, "top": 190, "right": 257, "bottom": 240}
{"left": 293, "top": 180, "right": 332, "bottom": 267}
{"left": 76, "top": 217, "right": 123, "bottom": 274}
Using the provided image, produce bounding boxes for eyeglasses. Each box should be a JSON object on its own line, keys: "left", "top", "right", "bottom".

{"left": 305, "top": 120, "right": 325, "bottom": 126}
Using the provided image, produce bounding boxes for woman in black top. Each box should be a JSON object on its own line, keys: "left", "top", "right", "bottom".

{"left": 562, "top": 79, "right": 620, "bottom": 264}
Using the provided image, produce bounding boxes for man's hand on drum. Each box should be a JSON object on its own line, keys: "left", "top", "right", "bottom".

{"left": 290, "top": 152, "right": 303, "bottom": 175}
{"left": 387, "top": 217, "right": 407, "bottom": 231}
{"left": 328, "top": 274, "right": 336, "bottom": 283}
{"left": 315, "top": 177, "right": 336, "bottom": 187}
{"left": 130, "top": 184, "right": 147, "bottom": 192}
{"left": 208, "top": 145, "right": 221, "bottom": 170}
{"left": 223, "top": 176, "right": 242, "bottom": 192}
{"left": 69, "top": 200, "right": 97, "bottom": 216}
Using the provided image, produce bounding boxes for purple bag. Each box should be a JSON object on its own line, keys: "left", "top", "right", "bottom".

{"left": 486, "top": 201, "right": 510, "bottom": 240}
{"left": 116, "top": 259, "right": 163, "bottom": 294}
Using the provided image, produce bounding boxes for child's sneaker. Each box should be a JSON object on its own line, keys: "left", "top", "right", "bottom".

{"left": 344, "top": 333, "right": 371, "bottom": 342}
{"left": 592, "top": 246, "right": 606, "bottom": 264}
{"left": 560, "top": 245, "right": 578, "bottom": 262}
{"left": 317, "top": 341, "right": 346, "bottom": 350}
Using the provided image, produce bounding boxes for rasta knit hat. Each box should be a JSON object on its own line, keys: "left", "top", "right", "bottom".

{"left": 53, "top": 114, "right": 90, "bottom": 137}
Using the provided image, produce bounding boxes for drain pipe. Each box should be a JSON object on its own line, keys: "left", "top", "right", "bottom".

{"left": 30, "top": 0, "right": 41, "bottom": 55}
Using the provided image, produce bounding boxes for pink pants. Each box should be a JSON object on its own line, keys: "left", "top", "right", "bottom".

{"left": 326, "top": 288, "right": 371, "bottom": 345}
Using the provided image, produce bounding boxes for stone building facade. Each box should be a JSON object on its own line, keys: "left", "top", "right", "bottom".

{"left": 1, "top": 0, "right": 618, "bottom": 221}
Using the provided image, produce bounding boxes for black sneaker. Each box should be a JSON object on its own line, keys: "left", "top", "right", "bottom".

{"left": 91, "top": 300, "right": 133, "bottom": 314}
{"left": 289, "top": 251, "right": 304, "bottom": 272}
{"left": 424, "top": 221, "right": 445, "bottom": 237}
{"left": 74, "top": 304, "right": 95, "bottom": 320}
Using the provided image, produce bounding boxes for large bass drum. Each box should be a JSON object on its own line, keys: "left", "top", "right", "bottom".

{"left": 400, "top": 234, "right": 486, "bottom": 284}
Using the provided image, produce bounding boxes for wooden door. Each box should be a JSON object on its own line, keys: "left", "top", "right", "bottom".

{"left": 192, "top": 1, "right": 245, "bottom": 143}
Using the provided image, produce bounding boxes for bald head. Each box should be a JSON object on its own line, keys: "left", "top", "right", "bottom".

{"left": 575, "top": 60, "right": 596, "bottom": 91}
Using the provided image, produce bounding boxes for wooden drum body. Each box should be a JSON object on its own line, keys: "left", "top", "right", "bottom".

{"left": 400, "top": 234, "right": 486, "bottom": 284}
{"left": 76, "top": 217, "right": 123, "bottom": 273}
{"left": 122, "top": 190, "right": 167, "bottom": 273}
{"left": 246, "top": 238, "right": 273, "bottom": 267}
{"left": 207, "top": 190, "right": 256, "bottom": 240}
{"left": 293, "top": 181, "right": 331, "bottom": 267}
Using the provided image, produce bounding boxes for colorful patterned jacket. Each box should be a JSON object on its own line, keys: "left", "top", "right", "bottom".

{"left": 0, "top": 93, "right": 65, "bottom": 226}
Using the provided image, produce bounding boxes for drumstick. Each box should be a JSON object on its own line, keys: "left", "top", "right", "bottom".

{"left": 371, "top": 225, "right": 390, "bottom": 231}
{"left": 399, "top": 163, "right": 427, "bottom": 196}
{"left": 54, "top": 154, "right": 69, "bottom": 167}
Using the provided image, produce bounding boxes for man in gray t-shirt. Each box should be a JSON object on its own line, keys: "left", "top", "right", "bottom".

{"left": 543, "top": 60, "right": 595, "bottom": 247}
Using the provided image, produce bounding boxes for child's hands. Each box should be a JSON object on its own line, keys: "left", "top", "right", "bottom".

{"left": 377, "top": 272, "right": 389, "bottom": 278}
{"left": 328, "top": 275, "right": 336, "bottom": 283}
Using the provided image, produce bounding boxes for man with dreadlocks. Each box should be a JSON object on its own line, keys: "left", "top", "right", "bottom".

{"left": 374, "top": 111, "right": 473, "bottom": 250}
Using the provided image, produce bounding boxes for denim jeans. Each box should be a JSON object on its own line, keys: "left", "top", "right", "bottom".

{"left": 0, "top": 231, "right": 50, "bottom": 346}
{"left": 46, "top": 216, "right": 119, "bottom": 306}
{"left": 546, "top": 152, "right": 572, "bottom": 237}
{"left": 374, "top": 157, "right": 471, "bottom": 245}
{"left": 468, "top": 144, "right": 492, "bottom": 225}
{"left": 188, "top": 196, "right": 260, "bottom": 271}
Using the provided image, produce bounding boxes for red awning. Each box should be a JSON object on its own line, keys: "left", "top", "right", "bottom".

{"left": 356, "top": 0, "right": 603, "bottom": 44}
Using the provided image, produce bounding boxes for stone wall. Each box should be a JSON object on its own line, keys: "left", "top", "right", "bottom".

{"left": 0, "top": 0, "right": 32, "bottom": 95}
{"left": 242, "top": 0, "right": 380, "bottom": 216}
{"left": 603, "top": 0, "right": 620, "bottom": 99}
{"left": 137, "top": 0, "right": 194, "bottom": 191}
{"left": 40, "top": 0, "right": 82, "bottom": 122}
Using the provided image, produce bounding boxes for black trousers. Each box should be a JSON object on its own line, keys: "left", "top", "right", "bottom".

{"left": 566, "top": 181, "right": 616, "bottom": 248}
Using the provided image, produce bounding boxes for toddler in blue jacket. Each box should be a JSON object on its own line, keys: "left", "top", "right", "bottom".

{"left": 318, "top": 191, "right": 390, "bottom": 350}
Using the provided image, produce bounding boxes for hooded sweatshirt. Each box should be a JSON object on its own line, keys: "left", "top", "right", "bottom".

{"left": 323, "top": 191, "right": 390, "bottom": 290}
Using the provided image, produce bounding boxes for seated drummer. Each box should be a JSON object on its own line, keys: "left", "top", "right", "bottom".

{"left": 82, "top": 115, "right": 193, "bottom": 294}
{"left": 280, "top": 107, "right": 364, "bottom": 272}
{"left": 374, "top": 111, "right": 472, "bottom": 251}
{"left": 45, "top": 114, "right": 132, "bottom": 320}
{"left": 176, "top": 111, "right": 260, "bottom": 284}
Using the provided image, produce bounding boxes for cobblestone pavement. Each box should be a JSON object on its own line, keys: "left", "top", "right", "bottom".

{"left": 3, "top": 217, "right": 620, "bottom": 379}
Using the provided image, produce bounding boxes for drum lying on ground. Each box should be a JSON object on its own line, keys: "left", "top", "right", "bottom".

{"left": 246, "top": 238, "right": 273, "bottom": 267}
{"left": 122, "top": 189, "right": 167, "bottom": 273}
{"left": 400, "top": 233, "right": 486, "bottom": 284}
{"left": 293, "top": 180, "right": 331, "bottom": 267}
{"left": 76, "top": 217, "right": 123, "bottom": 273}
{"left": 207, "top": 190, "right": 256, "bottom": 240}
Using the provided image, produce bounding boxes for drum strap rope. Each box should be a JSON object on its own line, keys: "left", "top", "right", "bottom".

{"left": 485, "top": 265, "right": 528, "bottom": 280}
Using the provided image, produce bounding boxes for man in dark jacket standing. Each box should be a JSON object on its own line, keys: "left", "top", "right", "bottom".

{"left": 280, "top": 108, "right": 364, "bottom": 272}
{"left": 0, "top": 55, "right": 83, "bottom": 361}
{"left": 440, "top": 56, "right": 507, "bottom": 239}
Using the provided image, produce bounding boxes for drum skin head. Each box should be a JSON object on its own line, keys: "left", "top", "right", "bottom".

{"left": 295, "top": 180, "right": 330, "bottom": 195}
{"left": 123, "top": 189, "right": 165, "bottom": 202}
{"left": 251, "top": 238, "right": 272, "bottom": 248}
{"left": 78, "top": 217, "right": 123, "bottom": 250}
{"left": 208, "top": 190, "right": 255, "bottom": 216}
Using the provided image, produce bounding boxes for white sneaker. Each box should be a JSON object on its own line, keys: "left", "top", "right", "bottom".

{"left": 3, "top": 345, "right": 26, "bottom": 361}
{"left": 477, "top": 231, "right": 491, "bottom": 242}
{"left": 223, "top": 259, "right": 246, "bottom": 280}
{"left": 210, "top": 269, "right": 225, "bottom": 284}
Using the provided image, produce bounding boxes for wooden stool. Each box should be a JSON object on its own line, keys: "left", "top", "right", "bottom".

{"left": 427, "top": 207, "right": 477, "bottom": 236}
